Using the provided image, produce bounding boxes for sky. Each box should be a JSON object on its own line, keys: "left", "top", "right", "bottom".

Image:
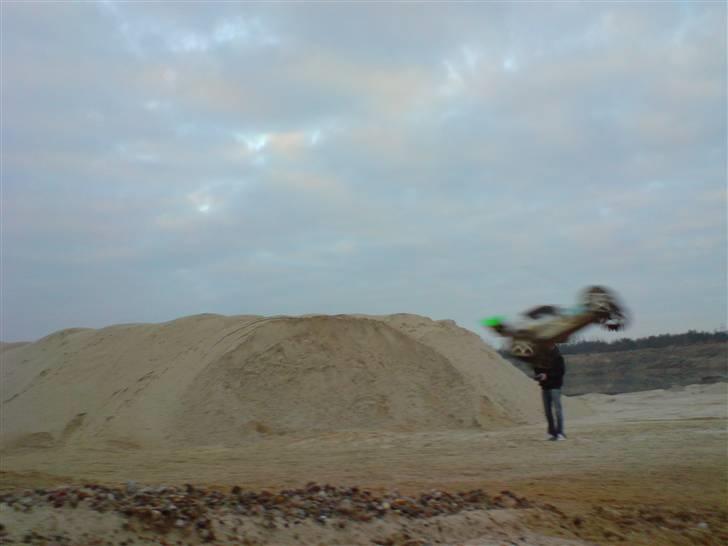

{"left": 1, "top": 1, "right": 726, "bottom": 346}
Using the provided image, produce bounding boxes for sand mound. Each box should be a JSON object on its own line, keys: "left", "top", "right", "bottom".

{"left": 1, "top": 314, "right": 590, "bottom": 450}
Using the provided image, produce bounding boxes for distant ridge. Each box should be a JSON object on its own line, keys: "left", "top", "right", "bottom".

{"left": 505, "top": 342, "right": 727, "bottom": 395}
{"left": 0, "top": 341, "right": 31, "bottom": 354}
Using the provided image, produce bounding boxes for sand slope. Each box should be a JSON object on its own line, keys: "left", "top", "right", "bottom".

{"left": 1, "top": 314, "right": 589, "bottom": 450}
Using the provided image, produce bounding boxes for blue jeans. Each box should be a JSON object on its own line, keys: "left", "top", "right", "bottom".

{"left": 542, "top": 388, "right": 564, "bottom": 437}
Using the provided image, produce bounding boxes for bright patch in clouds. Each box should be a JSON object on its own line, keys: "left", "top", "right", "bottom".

{"left": 99, "top": 2, "right": 279, "bottom": 56}
{"left": 236, "top": 133, "right": 269, "bottom": 153}
{"left": 187, "top": 190, "right": 215, "bottom": 214}
{"left": 440, "top": 61, "right": 464, "bottom": 96}
{"left": 115, "top": 143, "right": 160, "bottom": 164}
{"left": 234, "top": 128, "right": 325, "bottom": 157}
{"left": 143, "top": 100, "right": 170, "bottom": 112}
{"left": 213, "top": 17, "right": 279, "bottom": 47}
{"left": 502, "top": 56, "right": 518, "bottom": 72}
{"left": 438, "top": 44, "right": 485, "bottom": 96}
{"left": 168, "top": 32, "right": 209, "bottom": 53}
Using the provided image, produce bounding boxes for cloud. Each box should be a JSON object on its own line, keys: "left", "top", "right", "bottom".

{"left": 1, "top": 1, "right": 725, "bottom": 341}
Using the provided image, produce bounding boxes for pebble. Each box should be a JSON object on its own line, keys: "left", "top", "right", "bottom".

{"left": 0, "top": 479, "right": 516, "bottom": 542}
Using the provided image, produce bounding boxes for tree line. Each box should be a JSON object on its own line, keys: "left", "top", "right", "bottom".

{"left": 558, "top": 329, "right": 727, "bottom": 355}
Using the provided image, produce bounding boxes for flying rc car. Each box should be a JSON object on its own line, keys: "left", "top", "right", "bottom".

{"left": 482, "top": 286, "right": 628, "bottom": 367}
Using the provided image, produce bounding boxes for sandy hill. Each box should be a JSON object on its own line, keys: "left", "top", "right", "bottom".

{"left": 1, "top": 314, "right": 590, "bottom": 450}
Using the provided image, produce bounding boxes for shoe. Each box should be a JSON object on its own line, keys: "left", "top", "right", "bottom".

{"left": 556, "top": 434, "right": 567, "bottom": 441}
{"left": 547, "top": 435, "right": 558, "bottom": 441}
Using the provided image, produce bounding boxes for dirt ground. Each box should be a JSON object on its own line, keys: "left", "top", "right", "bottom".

{"left": 1, "top": 384, "right": 726, "bottom": 545}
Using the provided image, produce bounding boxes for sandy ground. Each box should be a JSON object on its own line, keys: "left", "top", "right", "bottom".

{"left": 2, "top": 383, "right": 726, "bottom": 545}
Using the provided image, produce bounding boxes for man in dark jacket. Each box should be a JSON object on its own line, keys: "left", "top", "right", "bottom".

{"left": 533, "top": 344, "right": 566, "bottom": 441}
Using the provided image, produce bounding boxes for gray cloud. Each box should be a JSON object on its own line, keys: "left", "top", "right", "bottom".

{"left": 2, "top": 1, "right": 725, "bottom": 342}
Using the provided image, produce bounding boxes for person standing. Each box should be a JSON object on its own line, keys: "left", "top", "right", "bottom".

{"left": 534, "top": 344, "right": 566, "bottom": 441}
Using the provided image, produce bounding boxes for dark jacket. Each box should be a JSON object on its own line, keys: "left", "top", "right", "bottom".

{"left": 533, "top": 347, "right": 565, "bottom": 390}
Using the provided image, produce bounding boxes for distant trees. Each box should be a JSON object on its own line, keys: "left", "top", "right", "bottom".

{"left": 558, "top": 329, "right": 728, "bottom": 355}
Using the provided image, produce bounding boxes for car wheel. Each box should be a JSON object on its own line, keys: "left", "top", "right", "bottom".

{"left": 511, "top": 340, "right": 536, "bottom": 359}
{"left": 582, "top": 286, "right": 616, "bottom": 314}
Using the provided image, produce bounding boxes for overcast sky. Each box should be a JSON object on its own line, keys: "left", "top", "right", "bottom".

{"left": 2, "top": 1, "right": 726, "bottom": 344}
